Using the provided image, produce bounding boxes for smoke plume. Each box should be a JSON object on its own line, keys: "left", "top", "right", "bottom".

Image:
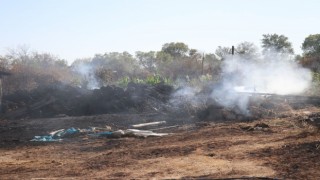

{"left": 210, "top": 54, "right": 312, "bottom": 114}
{"left": 72, "top": 61, "right": 99, "bottom": 89}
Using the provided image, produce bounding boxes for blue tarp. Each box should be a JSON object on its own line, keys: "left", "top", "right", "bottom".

{"left": 88, "top": 131, "right": 113, "bottom": 137}
{"left": 31, "top": 127, "right": 80, "bottom": 142}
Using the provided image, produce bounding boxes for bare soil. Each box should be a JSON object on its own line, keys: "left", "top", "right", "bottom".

{"left": 0, "top": 107, "right": 320, "bottom": 179}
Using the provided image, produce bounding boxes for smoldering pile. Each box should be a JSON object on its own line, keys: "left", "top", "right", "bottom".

{"left": 1, "top": 82, "right": 173, "bottom": 119}
{"left": 2, "top": 80, "right": 319, "bottom": 122}
{"left": 169, "top": 53, "right": 316, "bottom": 122}
{"left": 170, "top": 84, "right": 320, "bottom": 122}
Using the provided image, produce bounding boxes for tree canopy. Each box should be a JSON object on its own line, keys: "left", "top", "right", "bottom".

{"left": 215, "top": 46, "right": 231, "bottom": 60}
{"left": 161, "top": 42, "right": 189, "bottom": 58}
{"left": 236, "top": 42, "right": 260, "bottom": 60}
{"left": 302, "top": 34, "right": 320, "bottom": 57}
{"left": 261, "top": 34, "right": 294, "bottom": 55}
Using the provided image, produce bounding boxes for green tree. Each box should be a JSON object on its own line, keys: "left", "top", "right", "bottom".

{"left": 300, "top": 34, "right": 320, "bottom": 72}
{"left": 156, "top": 51, "right": 173, "bottom": 63}
{"left": 236, "top": 42, "right": 260, "bottom": 60}
{"left": 92, "top": 52, "right": 138, "bottom": 77}
{"left": 161, "top": 42, "right": 189, "bottom": 58}
{"left": 189, "top": 49, "right": 202, "bottom": 61}
{"left": 189, "top": 49, "right": 198, "bottom": 56}
{"left": 135, "top": 51, "right": 157, "bottom": 72}
{"left": 302, "top": 34, "right": 320, "bottom": 57}
{"left": 261, "top": 34, "right": 294, "bottom": 55}
{"left": 156, "top": 43, "right": 205, "bottom": 80}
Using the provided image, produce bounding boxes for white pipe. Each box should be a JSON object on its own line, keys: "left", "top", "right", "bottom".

{"left": 132, "top": 121, "right": 166, "bottom": 128}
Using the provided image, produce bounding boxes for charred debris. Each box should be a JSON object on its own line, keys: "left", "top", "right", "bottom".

{"left": 2, "top": 81, "right": 320, "bottom": 122}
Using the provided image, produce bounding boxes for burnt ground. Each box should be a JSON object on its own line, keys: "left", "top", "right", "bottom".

{"left": 0, "top": 106, "right": 320, "bottom": 179}
{"left": 0, "top": 84, "right": 320, "bottom": 179}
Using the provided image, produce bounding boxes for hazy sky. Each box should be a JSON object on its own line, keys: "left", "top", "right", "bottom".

{"left": 0, "top": 0, "right": 319, "bottom": 63}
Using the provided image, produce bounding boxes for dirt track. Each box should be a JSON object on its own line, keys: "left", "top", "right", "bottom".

{"left": 0, "top": 106, "right": 319, "bottom": 179}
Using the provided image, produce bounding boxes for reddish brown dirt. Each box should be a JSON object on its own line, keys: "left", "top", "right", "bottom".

{"left": 0, "top": 108, "right": 320, "bottom": 179}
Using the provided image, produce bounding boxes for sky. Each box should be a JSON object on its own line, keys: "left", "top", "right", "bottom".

{"left": 0, "top": 0, "right": 319, "bottom": 64}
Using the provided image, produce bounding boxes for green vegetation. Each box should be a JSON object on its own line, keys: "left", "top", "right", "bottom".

{"left": 312, "top": 72, "right": 320, "bottom": 85}
{"left": 262, "top": 34, "right": 294, "bottom": 55}
{"left": 117, "top": 75, "right": 173, "bottom": 88}
{"left": 308, "top": 72, "right": 320, "bottom": 96}
{"left": 0, "top": 33, "right": 320, "bottom": 95}
{"left": 302, "top": 34, "right": 320, "bottom": 57}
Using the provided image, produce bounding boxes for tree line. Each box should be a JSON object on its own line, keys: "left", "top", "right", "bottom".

{"left": 0, "top": 33, "right": 319, "bottom": 94}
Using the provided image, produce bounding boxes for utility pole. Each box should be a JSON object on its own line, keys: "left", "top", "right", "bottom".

{"left": 231, "top": 46, "right": 235, "bottom": 55}
{"left": 201, "top": 53, "right": 205, "bottom": 75}
{"left": 232, "top": 45, "right": 236, "bottom": 71}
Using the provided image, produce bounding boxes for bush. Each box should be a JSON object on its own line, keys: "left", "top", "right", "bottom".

{"left": 307, "top": 72, "right": 320, "bottom": 96}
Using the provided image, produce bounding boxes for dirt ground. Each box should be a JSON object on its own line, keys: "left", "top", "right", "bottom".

{"left": 0, "top": 106, "right": 320, "bottom": 179}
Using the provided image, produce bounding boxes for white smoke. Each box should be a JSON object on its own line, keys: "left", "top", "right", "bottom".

{"left": 171, "top": 86, "right": 200, "bottom": 105}
{"left": 211, "top": 54, "right": 312, "bottom": 114}
{"left": 72, "top": 62, "right": 99, "bottom": 89}
{"left": 170, "top": 86, "right": 208, "bottom": 112}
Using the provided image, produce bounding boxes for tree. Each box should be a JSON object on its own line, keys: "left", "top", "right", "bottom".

{"left": 156, "top": 43, "right": 205, "bottom": 80}
{"left": 0, "top": 56, "right": 11, "bottom": 70}
{"left": 6, "top": 45, "right": 31, "bottom": 63}
{"left": 204, "top": 53, "right": 221, "bottom": 76}
{"left": 261, "top": 34, "right": 294, "bottom": 55}
{"left": 156, "top": 51, "right": 173, "bottom": 63}
{"left": 215, "top": 46, "right": 231, "bottom": 60}
{"left": 302, "top": 34, "right": 320, "bottom": 57}
{"left": 300, "top": 34, "right": 320, "bottom": 72}
{"left": 236, "top": 42, "right": 260, "bottom": 60}
{"left": 161, "top": 42, "right": 189, "bottom": 58}
{"left": 188, "top": 49, "right": 198, "bottom": 56}
{"left": 92, "top": 52, "right": 138, "bottom": 77}
{"left": 135, "top": 51, "right": 157, "bottom": 72}
{"left": 300, "top": 56, "right": 320, "bottom": 72}
{"left": 188, "top": 49, "right": 202, "bottom": 61}
{"left": 3, "top": 49, "right": 76, "bottom": 93}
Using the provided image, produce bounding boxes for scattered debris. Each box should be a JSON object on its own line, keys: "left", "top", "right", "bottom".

{"left": 124, "top": 129, "right": 169, "bottom": 137}
{"left": 30, "top": 135, "right": 61, "bottom": 142}
{"left": 254, "top": 123, "right": 270, "bottom": 129}
{"left": 31, "top": 126, "right": 169, "bottom": 142}
{"left": 89, "top": 129, "right": 169, "bottom": 138}
{"left": 132, "top": 121, "right": 166, "bottom": 128}
{"left": 31, "top": 127, "right": 80, "bottom": 142}
{"left": 240, "top": 123, "right": 270, "bottom": 131}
